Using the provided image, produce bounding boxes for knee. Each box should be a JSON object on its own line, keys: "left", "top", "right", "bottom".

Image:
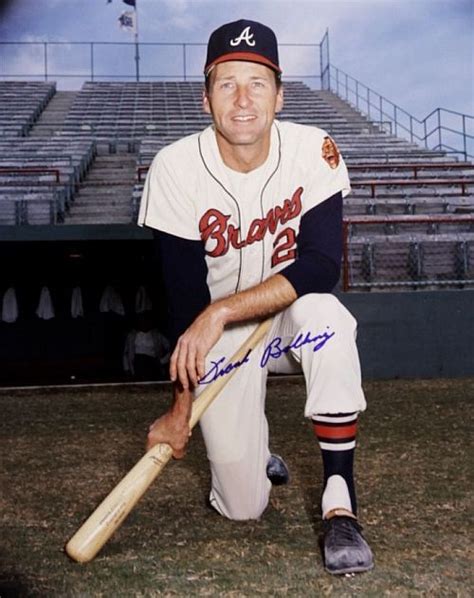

{"left": 221, "top": 492, "right": 269, "bottom": 521}
{"left": 210, "top": 471, "right": 271, "bottom": 521}
{"left": 289, "top": 293, "right": 355, "bottom": 329}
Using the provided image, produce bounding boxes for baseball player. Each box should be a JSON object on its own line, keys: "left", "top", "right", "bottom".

{"left": 138, "top": 19, "right": 374, "bottom": 575}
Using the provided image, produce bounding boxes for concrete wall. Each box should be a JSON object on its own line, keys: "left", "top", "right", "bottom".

{"left": 339, "top": 290, "right": 474, "bottom": 379}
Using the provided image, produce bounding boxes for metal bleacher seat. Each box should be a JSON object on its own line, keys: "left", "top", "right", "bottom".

{"left": 347, "top": 233, "right": 474, "bottom": 289}
{"left": 0, "top": 81, "right": 56, "bottom": 137}
{"left": 0, "top": 136, "right": 96, "bottom": 224}
{"left": 3, "top": 76, "right": 472, "bottom": 293}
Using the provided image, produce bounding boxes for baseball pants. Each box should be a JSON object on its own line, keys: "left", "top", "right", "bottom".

{"left": 196, "top": 293, "right": 366, "bottom": 520}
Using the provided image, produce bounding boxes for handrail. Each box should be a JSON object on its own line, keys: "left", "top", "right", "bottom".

{"left": 349, "top": 162, "right": 474, "bottom": 179}
{"left": 328, "top": 64, "right": 473, "bottom": 161}
{"left": 0, "top": 167, "right": 60, "bottom": 183}
{"left": 0, "top": 40, "right": 322, "bottom": 84}
{"left": 136, "top": 165, "right": 148, "bottom": 182}
{"left": 343, "top": 214, "right": 474, "bottom": 225}
{"left": 351, "top": 178, "right": 474, "bottom": 197}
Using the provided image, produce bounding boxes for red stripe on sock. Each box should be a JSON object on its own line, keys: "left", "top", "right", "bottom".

{"left": 314, "top": 422, "right": 357, "bottom": 440}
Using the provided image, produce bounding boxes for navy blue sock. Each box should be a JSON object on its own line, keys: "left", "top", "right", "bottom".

{"left": 313, "top": 412, "right": 358, "bottom": 516}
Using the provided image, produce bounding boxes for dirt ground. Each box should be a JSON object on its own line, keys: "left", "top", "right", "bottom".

{"left": 1, "top": 377, "right": 473, "bottom": 597}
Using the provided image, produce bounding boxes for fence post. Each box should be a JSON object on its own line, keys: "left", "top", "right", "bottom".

{"left": 44, "top": 42, "right": 48, "bottom": 81}
{"left": 325, "top": 28, "right": 330, "bottom": 90}
{"left": 319, "top": 35, "right": 324, "bottom": 90}
{"left": 183, "top": 44, "right": 187, "bottom": 81}
{"left": 462, "top": 115, "right": 467, "bottom": 161}
{"left": 342, "top": 221, "right": 350, "bottom": 291}
{"left": 438, "top": 109, "right": 442, "bottom": 151}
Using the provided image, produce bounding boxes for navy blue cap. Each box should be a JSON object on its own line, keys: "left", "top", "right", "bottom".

{"left": 204, "top": 19, "right": 281, "bottom": 76}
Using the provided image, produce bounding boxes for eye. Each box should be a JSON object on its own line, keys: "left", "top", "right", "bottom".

{"left": 252, "top": 81, "right": 265, "bottom": 88}
{"left": 220, "top": 81, "right": 235, "bottom": 90}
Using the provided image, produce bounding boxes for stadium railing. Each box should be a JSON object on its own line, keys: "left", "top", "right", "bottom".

{"left": 326, "top": 65, "right": 473, "bottom": 162}
{"left": 342, "top": 214, "right": 474, "bottom": 290}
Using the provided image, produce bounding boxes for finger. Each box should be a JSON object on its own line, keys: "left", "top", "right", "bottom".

{"left": 196, "top": 347, "right": 206, "bottom": 381}
{"left": 146, "top": 435, "right": 156, "bottom": 452}
{"left": 176, "top": 340, "right": 190, "bottom": 389}
{"left": 173, "top": 448, "right": 186, "bottom": 460}
{"left": 186, "top": 346, "right": 199, "bottom": 387}
{"left": 169, "top": 343, "right": 180, "bottom": 382}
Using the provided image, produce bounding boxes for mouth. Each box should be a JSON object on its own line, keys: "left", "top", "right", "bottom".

{"left": 232, "top": 115, "right": 257, "bottom": 123}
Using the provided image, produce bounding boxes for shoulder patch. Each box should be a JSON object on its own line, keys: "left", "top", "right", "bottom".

{"left": 321, "top": 136, "right": 340, "bottom": 169}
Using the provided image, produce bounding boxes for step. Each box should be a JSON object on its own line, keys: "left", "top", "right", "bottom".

{"left": 68, "top": 204, "right": 131, "bottom": 215}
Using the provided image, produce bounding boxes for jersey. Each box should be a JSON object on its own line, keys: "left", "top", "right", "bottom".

{"left": 138, "top": 120, "right": 350, "bottom": 303}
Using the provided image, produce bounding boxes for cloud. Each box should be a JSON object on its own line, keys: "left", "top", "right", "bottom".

{"left": 0, "top": 0, "right": 471, "bottom": 119}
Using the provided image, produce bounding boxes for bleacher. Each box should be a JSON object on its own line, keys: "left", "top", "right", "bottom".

{"left": 345, "top": 215, "right": 474, "bottom": 289}
{"left": 0, "top": 81, "right": 56, "bottom": 137}
{"left": 0, "top": 79, "right": 472, "bottom": 288}
{"left": 60, "top": 81, "right": 212, "bottom": 150}
{"left": 0, "top": 137, "right": 96, "bottom": 224}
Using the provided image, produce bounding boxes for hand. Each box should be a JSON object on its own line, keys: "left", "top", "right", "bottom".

{"left": 170, "top": 305, "right": 228, "bottom": 389}
{"left": 146, "top": 409, "right": 191, "bottom": 458}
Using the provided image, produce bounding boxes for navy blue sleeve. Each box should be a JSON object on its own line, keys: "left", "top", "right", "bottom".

{"left": 152, "top": 230, "right": 210, "bottom": 348}
{"left": 279, "top": 191, "right": 342, "bottom": 296}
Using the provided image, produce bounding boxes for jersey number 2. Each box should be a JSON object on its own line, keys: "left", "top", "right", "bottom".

{"left": 272, "top": 228, "right": 296, "bottom": 267}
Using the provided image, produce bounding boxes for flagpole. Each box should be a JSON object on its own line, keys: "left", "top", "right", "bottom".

{"left": 134, "top": 0, "right": 140, "bottom": 82}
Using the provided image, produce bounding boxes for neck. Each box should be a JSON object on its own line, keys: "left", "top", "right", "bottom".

{"left": 215, "top": 131, "right": 271, "bottom": 173}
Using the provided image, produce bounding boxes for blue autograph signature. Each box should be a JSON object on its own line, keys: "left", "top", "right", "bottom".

{"left": 198, "top": 328, "right": 335, "bottom": 385}
{"left": 198, "top": 348, "right": 252, "bottom": 385}
{"left": 260, "top": 328, "right": 335, "bottom": 368}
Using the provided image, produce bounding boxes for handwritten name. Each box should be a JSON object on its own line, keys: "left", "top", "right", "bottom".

{"left": 259, "top": 328, "right": 335, "bottom": 368}
{"left": 198, "top": 328, "right": 335, "bottom": 385}
{"left": 198, "top": 349, "right": 252, "bottom": 385}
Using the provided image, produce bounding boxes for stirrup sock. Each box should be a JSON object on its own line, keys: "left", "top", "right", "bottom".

{"left": 313, "top": 412, "right": 358, "bottom": 516}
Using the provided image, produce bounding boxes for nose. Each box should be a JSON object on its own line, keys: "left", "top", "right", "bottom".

{"left": 235, "top": 86, "right": 251, "bottom": 108}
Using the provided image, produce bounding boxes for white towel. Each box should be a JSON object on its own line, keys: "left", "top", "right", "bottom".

{"left": 99, "top": 285, "right": 125, "bottom": 316}
{"left": 1, "top": 287, "right": 19, "bottom": 323}
{"left": 36, "top": 286, "right": 55, "bottom": 320}
{"left": 135, "top": 285, "right": 152, "bottom": 313}
{"left": 71, "top": 286, "right": 84, "bottom": 318}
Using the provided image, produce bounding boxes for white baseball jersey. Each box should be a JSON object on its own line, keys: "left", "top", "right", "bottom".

{"left": 138, "top": 121, "right": 366, "bottom": 521}
{"left": 138, "top": 121, "right": 350, "bottom": 302}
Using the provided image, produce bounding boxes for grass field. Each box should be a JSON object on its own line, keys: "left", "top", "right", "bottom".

{"left": 1, "top": 377, "right": 473, "bottom": 597}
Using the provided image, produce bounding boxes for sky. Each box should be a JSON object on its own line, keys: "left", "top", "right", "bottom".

{"left": 0, "top": 0, "right": 472, "bottom": 123}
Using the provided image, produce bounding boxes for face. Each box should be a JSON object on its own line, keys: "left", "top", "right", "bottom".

{"left": 203, "top": 61, "right": 283, "bottom": 154}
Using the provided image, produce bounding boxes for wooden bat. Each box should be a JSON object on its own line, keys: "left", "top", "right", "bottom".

{"left": 65, "top": 318, "right": 272, "bottom": 563}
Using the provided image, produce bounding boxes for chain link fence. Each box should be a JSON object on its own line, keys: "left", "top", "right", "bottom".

{"left": 342, "top": 215, "right": 474, "bottom": 290}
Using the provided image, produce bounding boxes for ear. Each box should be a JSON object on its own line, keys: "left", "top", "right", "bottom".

{"left": 275, "top": 85, "right": 284, "bottom": 114}
{"left": 202, "top": 89, "right": 211, "bottom": 115}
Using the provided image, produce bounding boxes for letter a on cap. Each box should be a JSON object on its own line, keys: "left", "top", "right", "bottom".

{"left": 204, "top": 19, "right": 281, "bottom": 75}
{"left": 230, "top": 26, "right": 256, "bottom": 47}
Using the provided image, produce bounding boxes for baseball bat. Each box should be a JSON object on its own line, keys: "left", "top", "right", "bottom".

{"left": 65, "top": 318, "right": 272, "bottom": 563}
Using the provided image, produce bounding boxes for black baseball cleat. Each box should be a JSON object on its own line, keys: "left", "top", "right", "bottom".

{"left": 323, "top": 516, "right": 374, "bottom": 575}
{"left": 266, "top": 454, "right": 290, "bottom": 486}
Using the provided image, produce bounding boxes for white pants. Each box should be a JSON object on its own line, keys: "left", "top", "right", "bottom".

{"left": 195, "top": 294, "right": 366, "bottom": 521}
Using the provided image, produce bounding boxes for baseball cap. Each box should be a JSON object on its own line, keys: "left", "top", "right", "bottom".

{"left": 204, "top": 19, "right": 281, "bottom": 76}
